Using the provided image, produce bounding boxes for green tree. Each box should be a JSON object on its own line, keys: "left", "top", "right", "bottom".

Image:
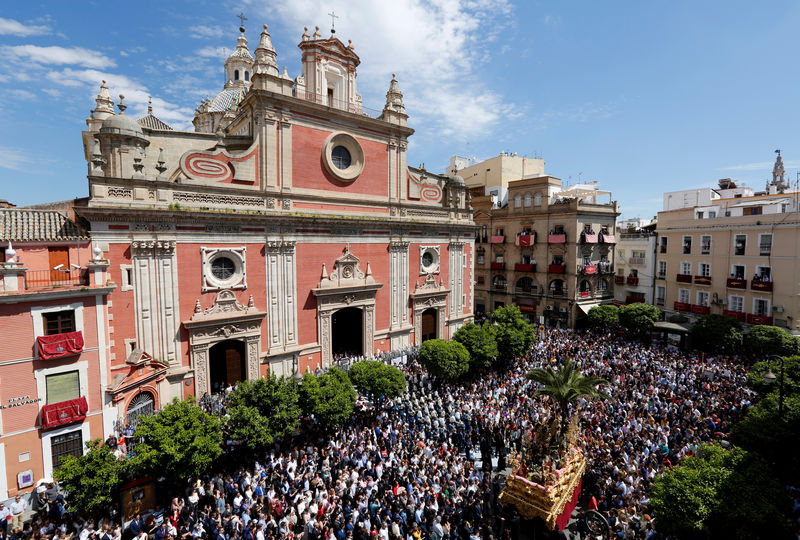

{"left": 732, "top": 392, "right": 800, "bottom": 480}
{"left": 587, "top": 304, "right": 619, "bottom": 327}
{"left": 525, "top": 359, "right": 609, "bottom": 442}
{"left": 744, "top": 325, "right": 800, "bottom": 357}
{"left": 492, "top": 305, "right": 535, "bottom": 360}
{"left": 298, "top": 367, "right": 357, "bottom": 428}
{"left": 418, "top": 339, "right": 471, "bottom": 379}
{"left": 690, "top": 314, "right": 742, "bottom": 353}
{"left": 128, "top": 398, "right": 223, "bottom": 489}
{"left": 348, "top": 360, "right": 406, "bottom": 401}
{"left": 226, "top": 375, "right": 301, "bottom": 452}
{"left": 650, "top": 444, "right": 789, "bottom": 540}
{"left": 452, "top": 322, "right": 498, "bottom": 370}
{"left": 746, "top": 355, "right": 800, "bottom": 397}
{"left": 618, "top": 302, "right": 660, "bottom": 335}
{"left": 54, "top": 439, "right": 127, "bottom": 515}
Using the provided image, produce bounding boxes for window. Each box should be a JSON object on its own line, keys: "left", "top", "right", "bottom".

{"left": 524, "top": 193, "right": 532, "bottom": 207}
{"left": 51, "top": 431, "right": 83, "bottom": 472}
{"left": 553, "top": 225, "right": 564, "bottom": 234}
{"left": 696, "top": 211, "right": 704, "bottom": 219}
{"left": 659, "top": 237, "right": 668, "bottom": 254}
{"left": 494, "top": 255, "right": 504, "bottom": 264}
{"left": 211, "top": 257, "right": 236, "bottom": 280}
{"left": 683, "top": 236, "right": 692, "bottom": 254}
{"left": 476, "top": 275, "right": 485, "bottom": 285}
{"left": 709, "top": 211, "right": 716, "bottom": 218}
{"left": 728, "top": 295, "right": 743, "bottom": 312}
{"left": 477, "top": 254, "right": 485, "bottom": 265}
{"left": 533, "top": 193, "right": 542, "bottom": 206}
{"left": 734, "top": 234, "right": 746, "bottom": 255}
{"left": 629, "top": 269, "right": 639, "bottom": 278}
{"left": 597, "top": 279, "right": 608, "bottom": 292}
{"left": 327, "top": 87, "right": 334, "bottom": 106}
{"left": 754, "top": 298, "right": 770, "bottom": 316}
{"left": 513, "top": 195, "right": 522, "bottom": 208}
{"left": 680, "top": 261, "right": 691, "bottom": 275}
{"left": 331, "top": 146, "right": 352, "bottom": 169}
{"left": 759, "top": 234, "right": 772, "bottom": 256}
{"left": 678, "top": 289, "right": 690, "bottom": 304}
{"left": 521, "top": 254, "right": 531, "bottom": 264}
{"left": 43, "top": 310, "right": 75, "bottom": 335}
{"left": 731, "top": 264, "right": 745, "bottom": 279}
{"left": 756, "top": 266, "right": 771, "bottom": 280}
{"left": 234, "top": 69, "right": 240, "bottom": 81}
{"left": 632, "top": 250, "right": 645, "bottom": 259}
{"left": 658, "top": 260, "right": 667, "bottom": 278}
{"left": 120, "top": 265, "right": 134, "bottom": 291}
{"left": 481, "top": 225, "right": 488, "bottom": 242}
{"left": 701, "top": 235, "right": 711, "bottom": 254}
{"left": 699, "top": 263, "right": 711, "bottom": 277}
{"left": 697, "top": 291, "right": 709, "bottom": 307}
{"left": 743, "top": 206, "right": 762, "bottom": 216}
{"left": 495, "top": 228, "right": 505, "bottom": 236}
{"left": 244, "top": 71, "right": 249, "bottom": 81}
{"left": 420, "top": 246, "right": 440, "bottom": 274}
{"left": 656, "top": 285, "right": 665, "bottom": 305}
{"left": 46, "top": 370, "right": 80, "bottom": 404}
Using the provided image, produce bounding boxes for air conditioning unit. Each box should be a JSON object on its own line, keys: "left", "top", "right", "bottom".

{"left": 559, "top": 307, "right": 568, "bottom": 313}
{"left": 545, "top": 305, "right": 553, "bottom": 311}
{"left": 773, "top": 305, "right": 784, "bottom": 313}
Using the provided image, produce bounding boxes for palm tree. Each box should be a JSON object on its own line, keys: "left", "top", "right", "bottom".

{"left": 526, "top": 359, "right": 610, "bottom": 443}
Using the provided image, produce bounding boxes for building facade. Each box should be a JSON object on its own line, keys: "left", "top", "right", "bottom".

{"left": 0, "top": 209, "right": 113, "bottom": 499}
{"left": 613, "top": 223, "right": 657, "bottom": 306}
{"left": 470, "top": 170, "right": 619, "bottom": 328}
{"left": 75, "top": 23, "right": 474, "bottom": 425}
{"left": 656, "top": 154, "right": 800, "bottom": 332}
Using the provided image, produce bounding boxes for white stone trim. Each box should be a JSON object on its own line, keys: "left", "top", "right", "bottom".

{"left": 40, "top": 422, "right": 91, "bottom": 481}
{"left": 419, "top": 245, "right": 440, "bottom": 275}
{"left": 120, "top": 264, "right": 133, "bottom": 291}
{"left": 201, "top": 247, "right": 247, "bottom": 292}
{"left": 31, "top": 302, "right": 85, "bottom": 340}
{"left": 321, "top": 132, "right": 365, "bottom": 182}
{"left": 752, "top": 296, "right": 771, "bottom": 315}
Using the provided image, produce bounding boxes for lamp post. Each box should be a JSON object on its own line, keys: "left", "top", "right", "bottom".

{"left": 763, "top": 354, "right": 785, "bottom": 419}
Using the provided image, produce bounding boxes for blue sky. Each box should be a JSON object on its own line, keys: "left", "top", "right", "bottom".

{"left": 2, "top": 1, "right": 800, "bottom": 219}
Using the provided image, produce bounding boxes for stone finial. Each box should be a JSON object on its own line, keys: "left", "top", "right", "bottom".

{"left": 147, "top": 96, "right": 153, "bottom": 115}
{"left": 253, "top": 23, "right": 279, "bottom": 77}
{"left": 117, "top": 94, "right": 127, "bottom": 114}
{"left": 91, "top": 138, "right": 106, "bottom": 176}
{"left": 132, "top": 146, "right": 145, "bottom": 179}
{"left": 94, "top": 80, "right": 114, "bottom": 115}
{"left": 4, "top": 241, "right": 16, "bottom": 263}
{"left": 312, "top": 25, "right": 321, "bottom": 39}
{"left": 365, "top": 262, "right": 373, "bottom": 278}
{"left": 320, "top": 263, "right": 328, "bottom": 280}
{"left": 91, "top": 242, "right": 103, "bottom": 261}
{"left": 302, "top": 26, "right": 310, "bottom": 41}
{"left": 156, "top": 147, "right": 168, "bottom": 180}
{"left": 248, "top": 295, "right": 255, "bottom": 308}
{"left": 194, "top": 299, "right": 202, "bottom": 313}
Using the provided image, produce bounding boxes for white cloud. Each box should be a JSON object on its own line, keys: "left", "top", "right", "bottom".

{"left": 189, "top": 24, "right": 227, "bottom": 39}
{"left": 195, "top": 46, "right": 227, "bottom": 59}
{"left": 245, "top": 0, "right": 516, "bottom": 139}
{"left": 0, "top": 45, "right": 116, "bottom": 69}
{"left": 0, "top": 17, "right": 50, "bottom": 37}
{"left": 0, "top": 147, "right": 32, "bottom": 171}
{"left": 719, "top": 160, "right": 800, "bottom": 172}
{"left": 120, "top": 46, "right": 146, "bottom": 57}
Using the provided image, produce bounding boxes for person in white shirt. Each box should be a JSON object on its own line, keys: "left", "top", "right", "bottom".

{"left": 9, "top": 495, "right": 26, "bottom": 531}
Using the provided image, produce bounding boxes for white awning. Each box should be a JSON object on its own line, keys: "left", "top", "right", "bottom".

{"left": 730, "top": 198, "right": 788, "bottom": 208}
{"left": 578, "top": 302, "right": 601, "bottom": 314}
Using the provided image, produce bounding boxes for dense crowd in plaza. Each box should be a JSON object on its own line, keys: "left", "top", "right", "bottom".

{"left": 4, "top": 329, "right": 762, "bottom": 540}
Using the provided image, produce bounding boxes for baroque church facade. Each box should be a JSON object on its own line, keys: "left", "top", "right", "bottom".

{"left": 79, "top": 23, "right": 475, "bottom": 418}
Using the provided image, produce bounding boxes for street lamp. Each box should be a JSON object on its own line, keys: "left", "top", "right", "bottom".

{"left": 762, "top": 354, "right": 785, "bottom": 419}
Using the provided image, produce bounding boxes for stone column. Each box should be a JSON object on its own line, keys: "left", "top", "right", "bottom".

{"left": 192, "top": 344, "right": 209, "bottom": 397}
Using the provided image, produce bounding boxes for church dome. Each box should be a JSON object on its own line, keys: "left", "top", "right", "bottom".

{"left": 449, "top": 175, "right": 465, "bottom": 187}
{"left": 100, "top": 111, "right": 145, "bottom": 139}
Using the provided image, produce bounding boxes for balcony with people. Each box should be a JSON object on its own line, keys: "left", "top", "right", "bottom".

{"left": 515, "top": 229, "right": 536, "bottom": 247}
{"left": 492, "top": 275, "right": 508, "bottom": 294}
{"left": 599, "top": 227, "right": 616, "bottom": 244}
{"left": 548, "top": 226, "right": 567, "bottom": 244}
{"left": 581, "top": 226, "right": 598, "bottom": 244}
{"left": 751, "top": 270, "right": 773, "bottom": 291}
{"left": 514, "top": 255, "right": 536, "bottom": 272}
{"left": 549, "top": 279, "right": 567, "bottom": 298}
{"left": 549, "top": 255, "right": 565, "bottom": 274}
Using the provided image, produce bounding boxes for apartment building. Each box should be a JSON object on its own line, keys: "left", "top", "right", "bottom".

{"left": 656, "top": 154, "right": 800, "bottom": 332}
{"left": 614, "top": 222, "right": 657, "bottom": 305}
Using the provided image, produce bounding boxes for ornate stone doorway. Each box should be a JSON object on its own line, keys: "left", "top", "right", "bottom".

{"left": 183, "top": 290, "right": 266, "bottom": 397}
{"left": 421, "top": 308, "right": 437, "bottom": 341}
{"left": 209, "top": 339, "right": 246, "bottom": 393}
{"left": 332, "top": 307, "right": 363, "bottom": 357}
{"left": 313, "top": 246, "right": 382, "bottom": 367}
{"left": 411, "top": 274, "right": 448, "bottom": 345}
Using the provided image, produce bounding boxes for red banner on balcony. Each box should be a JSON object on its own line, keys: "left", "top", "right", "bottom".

{"left": 548, "top": 233, "right": 566, "bottom": 243}
{"left": 490, "top": 235, "right": 505, "bottom": 244}
{"left": 692, "top": 305, "right": 710, "bottom": 315}
{"left": 600, "top": 234, "right": 616, "bottom": 244}
{"left": 41, "top": 396, "right": 88, "bottom": 430}
{"left": 584, "top": 265, "right": 597, "bottom": 274}
{"left": 747, "top": 314, "right": 773, "bottom": 325}
{"left": 723, "top": 309, "right": 746, "bottom": 322}
{"left": 549, "top": 264, "right": 565, "bottom": 274}
{"left": 37, "top": 331, "right": 84, "bottom": 359}
{"left": 515, "top": 234, "right": 534, "bottom": 247}
{"left": 674, "top": 301, "right": 691, "bottom": 312}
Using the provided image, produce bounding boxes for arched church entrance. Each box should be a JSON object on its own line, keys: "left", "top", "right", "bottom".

{"left": 209, "top": 339, "right": 246, "bottom": 394}
{"left": 331, "top": 307, "right": 363, "bottom": 357}
{"left": 421, "top": 308, "right": 438, "bottom": 341}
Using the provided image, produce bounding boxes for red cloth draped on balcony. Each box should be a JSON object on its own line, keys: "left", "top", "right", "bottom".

{"left": 555, "top": 478, "right": 582, "bottom": 531}
{"left": 37, "top": 331, "right": 84, "bottom": 359}
{"left": 41, "top": 396, "right": 88, "bottom": 429}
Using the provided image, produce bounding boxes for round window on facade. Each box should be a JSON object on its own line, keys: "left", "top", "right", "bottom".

{"left": 420, "top": 247, "right": 440, "bottom": 274}
{"left": 331, "top": 146, "right": 352, "bottom": 169}
{"left": 322, "top": 132, "right": 365, "bottom": 182}
{"left": 422, "top": 251, "right": 434, "bottom": 268}
{"left": 211, "top": 256, "right": 236, "bottom": 280}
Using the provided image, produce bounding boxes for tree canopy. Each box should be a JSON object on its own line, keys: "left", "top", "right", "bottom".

{"left": 526, "top": 359, "right": 609, "bottom": 441}
{"left": 128, "top": 398, "right": 223, "bottom": 489}
{"left": 492, "top": 305, "right": 536, "bottom": 360}
{"left": 650, "top": 444, "right": 789, "bottom": 539}
{"left": 452, "top": 322, "right": 498, "bottom": 370}
{"left": 689, "top": 314, "right": 742, "bottom": 353}
{"left": 587, "top": 304, "right": 619, "bottom": 327}
{"left": 226, "top": 375, "right": 301, "bottom": 452}
{"left": 418, "top": 338, "right": 471, "bottom": 379}
{"left": 298, "top": 367, "right": 357, "bottom": 428}
{"left": 348, "top": 360, "right": 406, "bottom": 400}
{"left": 746, "top": 355, "right": 800, "bottom": 397}
{"left": 54, "top": 439, "right": 126, "bottom": 515}
{"left": 618, "top": 303, "right": 660, "bottom": 335}
{"left": 743, "top": 325, "right": 800, "bottom": 357}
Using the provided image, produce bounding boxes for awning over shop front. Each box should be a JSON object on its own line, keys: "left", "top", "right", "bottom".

{"left": 578, "top": 302, "right": 601, "bottom": 314}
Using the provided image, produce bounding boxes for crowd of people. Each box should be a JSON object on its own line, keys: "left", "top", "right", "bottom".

{"left": 5, "top": 329, "right": 761, "bottom": 540}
